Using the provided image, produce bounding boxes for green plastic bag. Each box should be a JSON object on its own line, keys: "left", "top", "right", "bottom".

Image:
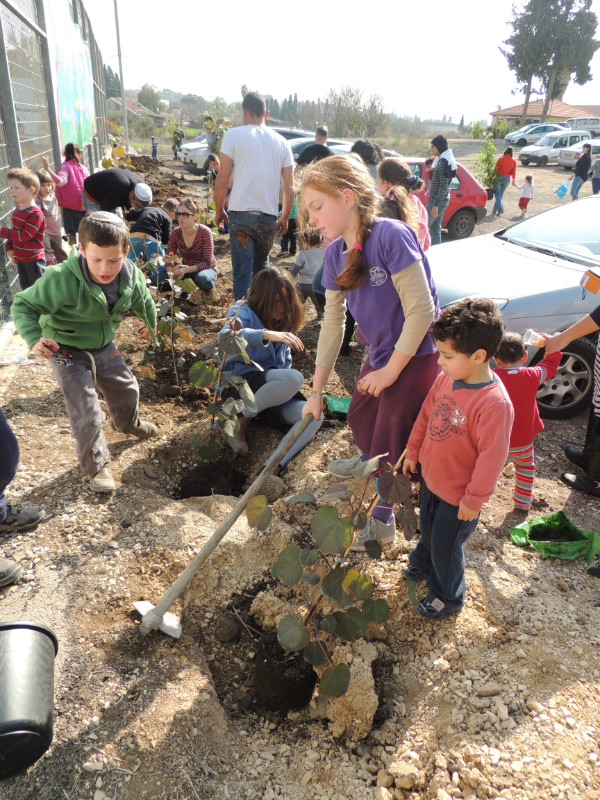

{"left": 325, "top": 395, "right": 351, "bottom": 420}
{"left": 510, "top": 511, "right": 600, "bottom": 562}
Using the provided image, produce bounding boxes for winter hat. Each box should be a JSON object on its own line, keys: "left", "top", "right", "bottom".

{"left": 134, "top": 183, "right": 152, "bottom": 203}
{"left": 431, "top": 135, "right": 448, "bottom": 153}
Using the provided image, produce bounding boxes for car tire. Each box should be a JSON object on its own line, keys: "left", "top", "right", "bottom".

{"left": 518, "top": 138, "right": 527, "bottom": 146}
{"left": 520, "top": 158, "right": 529, "bottom": 165}
{"left": 446, "top": 209, "right": 476, "bottom": 239}
{"left": 535, "top": 337, "right": 597, "bottom": 419}
{"left": 563, "top": 166, "right": 573, "bottom": 171}
{"left": 538, "top": 156, "right": 548, "bottom": 166}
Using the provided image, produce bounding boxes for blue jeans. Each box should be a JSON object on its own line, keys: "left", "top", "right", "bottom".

{"left": 570, "top": 175, "right": 584, "bottom": 198}
{"left": 228, "top": 211, "right": 277, "bottom": 300}
{"left": 0, "top": 410, "right": 19, "bottom": 522}
{"left": 312, "top": 261, "right": 325, "bottom": 297}
{"left": 492, "top": 175, "right": 511, "bottom": 214}
{"left": 592, "top": 177, "right": 600, "bottom": 195}
{"left": 150, "top": 266, "right": 217, "bottom": 290}
{"left": 426, "top": 196, "right": 450, "bottom": 246}
{"left": 408, "top": 479, "right": 480, "bottom": 608}
{"left": 128, "top": 236, "right": 165, "bottom": 263}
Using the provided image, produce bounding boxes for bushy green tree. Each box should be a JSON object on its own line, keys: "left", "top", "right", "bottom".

{"left": 138, "top": 84, "right": 164, "bottom": 113}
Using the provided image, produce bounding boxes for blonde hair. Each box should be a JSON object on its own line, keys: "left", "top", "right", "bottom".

{"left": 298, "top": 156, "right": 378, "bottom": 291}
{"left": 8, "top": 167, "right": 39, "bottom": 193}
{"left": 178, "top": 197, "right": 199, "bottom": 214}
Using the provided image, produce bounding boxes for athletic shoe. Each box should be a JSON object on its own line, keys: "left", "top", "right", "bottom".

{"left": 128, "top": 420, "right": 158, "bottom": 439}
{"left": 276, "top": 250, "right": 288, "bottom": 257}
{"left": 418, "top": 593, "right": 463, "bottom": 620}
{"left": 90, "top": 467, "right": 116, "bottom": 493}
{"left": 402, "top": 564, "right": 429, "bottom": 581}
{"left": 0, "top": 505, "right": 45, "bottom": 532}
{"left": 351, "top": 517, "right": 396, "bottom": 552}
{"left": 328, "top": 455, "right": 364, "bottom": 478}
{"left": 0, "top": 558, "right": 22, "bottom": 587}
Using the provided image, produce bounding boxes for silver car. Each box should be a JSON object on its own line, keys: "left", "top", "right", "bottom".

{"left": 505, "top": 122, "right": 568, "bottom": 147}
{"left": 557, "top": 138, "right": 600, "bottom": 169}
{"left": 427, "top": 196, "right": 600, "bottom": 419}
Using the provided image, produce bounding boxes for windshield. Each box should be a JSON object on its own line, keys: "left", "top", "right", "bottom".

{"left": 497, "top": 199, "right": 600, "bottom": 265}
{"left": 535, "top": 134, "right": 558, "bottom": 146}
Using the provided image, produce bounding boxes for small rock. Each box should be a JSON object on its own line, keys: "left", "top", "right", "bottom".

{"left": 496, "top": 701, "right": 509, "bottom": 721}
{"left": 526, "top": 697, "right": 543, "bottom": 712}
{"left": 476, "top": 682, "right": 502, "bottom": 697}
{"left": 572, "top": 645, "right": 583, "bottom": 657}
{"left": 214, "top": 613, "right": 240, "bottom": 643}
{"left": 374, "top": 788, "right": 394, "bottom": 800}
{"left": 377, "top": 769, "right": 394, "bottom": 788}
{"left": 388, "top": 761, "right": 418, "bottom": 789}
{"left": 95, "top": 777, "right": 103, "bottom": 789}
{"left": 565, "top": 717, "right": 576, "bottom": 729}
{"left": 83, "top": 760, "right": 103, "bottom": 772}
{"left": 433, "top": 657, "right": 450, "bottom": 671}
{"left": 94, "top": 792, "right": 108, "bottom": 800}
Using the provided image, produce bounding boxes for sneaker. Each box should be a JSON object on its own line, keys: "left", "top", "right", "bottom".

{"left": 90, "top": 466, "right": 116, "bottom": 493}
{"left": 418, "top": 593, "right": 463, "bottom": 620}
{"left": 402, "top": 564, "right": 429, "bottom": 581}
{"left": 328, "top": 455, "right": 364, "bottom": 479}
{"left": 0, "top": 505, "right": 45, "bottom": 532}
{"left": 128, "top": 420, "right": 158, "bottom": 439}
{"left": 0, "top": 558, "right": 22, "bottom": 587}
{"left": 276, "top": 250, "right": 288, "bottom": 257}
{"left": 351, "top": 517, "right": 396, "bottom": 551}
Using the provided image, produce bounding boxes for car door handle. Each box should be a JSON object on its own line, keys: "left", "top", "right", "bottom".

{"left": 456, "top": 193, "right": 463, "bottom": 197}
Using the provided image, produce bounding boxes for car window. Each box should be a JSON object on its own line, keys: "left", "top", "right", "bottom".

{"left": 568, "top": 136, "right": 579, "bottom": 146}
{"left": 592, "top": 145, "right": 600, "bottom": 155}
{"left": 450, "top": 175, "right": 460, "bottom": 190}
{"left": 498, "top": 200, "right": 600, "bottom": 264}
{"left": 555, "top": 137, "right": 568, "bottom": 147}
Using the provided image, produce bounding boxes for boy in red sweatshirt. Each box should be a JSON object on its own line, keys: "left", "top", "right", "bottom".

{"left": 1, "top": 168, "right": 46, "bottom": 290}
{"left": 493, "top": 332, "right": 561, "bottom": 511}
{"left": 403, "top": 298, "right": 514, "bottom": 620}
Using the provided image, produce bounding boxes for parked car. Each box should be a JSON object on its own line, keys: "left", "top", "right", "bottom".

{"left": 505, "top": 123, "right": 568, "bottom": 146}
{"left": 178, "top": 140, "right": 209, "bottom": 169}
{"left": 270, "top": 126, "right": 315, "bottom": 140}
{"left": 505, "top": 123, "right": 542, "bottom": 143}
{"left": 287, "top": 136, "right": 352, "bottom": 161}
{"left": 426, "top": 196, "right": 600, "bottom": 418}
{"left": 557, "top": 138, "right": 600, "bottom": 169}
{"left": 519, "top": 130, "right": 591, "bottom": 166}
{"left": 565, "top": 116, "right": 600, "bottom": 137}
{"left": 408, "top": 159, "right": 487, "bottom": 239}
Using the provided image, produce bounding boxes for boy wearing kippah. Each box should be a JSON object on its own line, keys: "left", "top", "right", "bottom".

{"left": 12, "top": 212, "right": 158, "bottom": 493}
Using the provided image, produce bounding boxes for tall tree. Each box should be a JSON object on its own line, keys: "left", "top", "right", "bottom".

{"left": 137, "top": 84, "right": 163, "bottom": 113}
{"left": 103, "top": 65, "right": 121, "bottom": 99}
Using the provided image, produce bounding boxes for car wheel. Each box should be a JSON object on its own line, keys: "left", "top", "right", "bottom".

{"left": 563, "top": 166, "right": 573, "bottom": 171}
{"left": 518, "top": 138, "right": 527, "bottom": 146}
{"left": 536, "top": 337, "right": 597, "bottom": 419}
{"left": 520, "top": 158, "right": 529, "bottom": 165}
{"left": 538, "top": 156, "right": 548, "bottom": 166}
{"left": 446, "top": 209, "right": 475, "bottom": 239}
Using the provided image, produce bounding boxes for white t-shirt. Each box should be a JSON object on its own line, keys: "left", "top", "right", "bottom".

{"left": 221, "top": 124, "right": 294, "bottom": 217}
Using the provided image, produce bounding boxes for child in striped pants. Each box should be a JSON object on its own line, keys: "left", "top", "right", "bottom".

{"left": 494, "top": 333, "right": 561, "bottom": 511}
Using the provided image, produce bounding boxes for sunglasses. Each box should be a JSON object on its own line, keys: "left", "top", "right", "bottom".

{"left": 175, "top": 211, "right": 194, "bottom": 218}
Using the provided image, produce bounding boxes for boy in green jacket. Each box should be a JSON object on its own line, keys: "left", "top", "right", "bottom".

{"left": 12, "top": 211, "right": 158, "bottom": 493}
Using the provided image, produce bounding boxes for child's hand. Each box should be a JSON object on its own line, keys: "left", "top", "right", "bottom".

{"left": 402, "top": 458, "right": 418, "bottom": 477}
{"left": 303, "top": 395, "right": 323, "bottom": 420}
{"left": 263, "top": 331, "right": 304, "bottom": 351}
{"left": 458, "top": 501, "right": 478, "bottom": 521}
{"left": 357, "top": 365, "right": 397, "bottom": 397}
{"left": 41, "top": 156, "right": 50, "bottom": 171}
{"left": 32, "top": 337, "right": 59, "bottom": 358}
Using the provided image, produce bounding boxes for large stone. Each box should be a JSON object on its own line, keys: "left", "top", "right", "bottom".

{"left": 388, "top": 761, "right": 419, "bottom": 789}
{"left": 476, "top": 682, "right": 502, "bottom": 697}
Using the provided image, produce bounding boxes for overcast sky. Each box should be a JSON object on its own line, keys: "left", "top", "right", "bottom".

{"left": 83, "top": 0, "right": 600, "bottom": 124}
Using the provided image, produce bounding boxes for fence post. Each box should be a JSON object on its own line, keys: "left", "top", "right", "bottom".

{"left": 34, "top": 0, "right": 62, "bottom": 169}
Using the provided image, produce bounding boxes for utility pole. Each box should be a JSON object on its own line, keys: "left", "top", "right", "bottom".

{"left": 113, "top": 0, "right": 129, "bottom": 150}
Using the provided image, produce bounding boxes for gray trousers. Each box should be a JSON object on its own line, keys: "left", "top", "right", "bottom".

{"left": 50, "top": 341, "right": 140, "bottom": 476}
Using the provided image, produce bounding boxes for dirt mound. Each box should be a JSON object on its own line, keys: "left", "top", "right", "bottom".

{"left": 127, "top": 155, "right": 161, "bottom": 173}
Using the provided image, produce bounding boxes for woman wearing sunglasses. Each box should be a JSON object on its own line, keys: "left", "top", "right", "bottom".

{"left": 165, "top": 197, "right": 217, "bottom": 290}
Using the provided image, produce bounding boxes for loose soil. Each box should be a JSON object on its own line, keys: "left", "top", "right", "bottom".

{"left": 0, "top": 154, "right": 599, "bottom": 800}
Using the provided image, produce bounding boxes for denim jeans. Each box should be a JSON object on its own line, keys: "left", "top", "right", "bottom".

{"left": 0, "top": 410, "right": 19, "bottom": 522}
{"left": 408, "top": 479, "right": 480, "bottom": 608}
{"left": 312, "top": 261, "right": 325, "bottom": 297}
{"left": 150, "top": 266, "right": 217, "bottom": 291}
{"left": 570, "top": 175, "right": 584, "bottom": 199}
{"left": 592, "top": 177, "right": 600, "bottom": 195}
{"left": 492, "top": 175, "right": 511, "bottom": 215}
{"left": 426, "top": 196, "right": 450, "bottom": 246}
{"left": 128, "top": 236, "right": 165, "bottom": 264}
{"left": 228, "top": 211, "right": 277, "bottom": 300}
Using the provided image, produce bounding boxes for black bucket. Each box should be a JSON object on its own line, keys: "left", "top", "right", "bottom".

{"left": 0, "top": 622, "right": 59, "bottom": 779}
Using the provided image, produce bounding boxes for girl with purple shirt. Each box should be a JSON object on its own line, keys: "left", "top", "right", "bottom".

{"left": 300, "top": 156, "right": 440, "bottom": 550}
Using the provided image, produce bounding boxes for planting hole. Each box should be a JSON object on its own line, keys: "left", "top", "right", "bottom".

{"left": 178, "top": 457, "right": 247, "bottom": 498}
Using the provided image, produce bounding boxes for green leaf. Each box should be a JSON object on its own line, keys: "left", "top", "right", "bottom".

{"left": 219, "top": 329, "right": 249, "bottom": 356}
{"left": 351, "top": 511, "right": 368, "bottom": 531}
{"left": 220, "top": 417, "right": 240, "bottom": 439}
{"left": 325, "top": 483, "right": 352, "bottom": 500}
{"left": 246, "top": 495, "right": 272, "bottom": 531}
{"left": 277, "top": 615, "right": 310, "bottom": 652}
{"left": 191, "top": 433, "right": 203, "bottom": 448}
{"left": 271, "top": 545, "right": 303, "bottom": 586}
{"left": 303, "top": 640, "right": 329, "bottom": 666}
{"left": 331, "top": 608, "right": 367, "bottom": 641}
{"left": 378, "top": 465, "right": 412, "bottom": 505}
{"left": 321, "top": 566, "right": 353, "bottom": 607}
{"left": 238, "top": 380, "right": 258, "bottom": 413}
{"left": 286, "top": 491, "right": 317, "bottom": 505}
{"left": 176, "top": 357, "right": 185, "bottom": 368}
{"left": 364, "top": 539, "right": 383, "bottom": 559}
{"left": 221, "top": 397, "right": 244, "bottom": 417}
{"left": 341, "top": 569, "right": 374, "bottom": 601}
{"left": 362, "top": 598, "right": 390, "bottom": 624}
{"left": 157, "top": 319, "right": 172, "bottom": 337}
{"left": 395, "top": 506, "right": 419, "bottom": 541}
{"left": 350, "top": 453, "right": 388, "bottom": 479}
{"left": 320, "top": 614, "right": 338, "bottom": 633}
{"left": 201, "top": 343, "right": 219, "bottom": 360}
{"left": 158, "top": 299, "right": 173, "bottom": 317}
{"left": 206, "top": 403, "right": 223, "bottom": 418}
{"left": 319, "top": 664, "right": 350, "bottom": 698}
{"left": 189, "top": 361, "right": 218, "bottom": 388}
{"left": 311, "top": 507, "right": 353, "bottom": 555}
{"left": 220, "top": 372, "right": 245, "bottom": 387}
{"left": 299, "top": 547, "right": 319, "bottom": 566}
{"left": 178, "top": 277, "right": 198, "bottom": 293}
{"left": 197, "top": 436, "right": 220, "bottom": 461}
{"left": 301, "top": 572, "right": 321, "bottom": 586}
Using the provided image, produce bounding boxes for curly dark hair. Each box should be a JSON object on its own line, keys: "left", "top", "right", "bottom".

{"left": 495, "top": 331, "right": 526, "bottom": 363}
{"left": 431, "top": 297, "right": 504, "bottom": 360}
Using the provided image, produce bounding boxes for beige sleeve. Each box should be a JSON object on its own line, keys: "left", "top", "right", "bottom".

{"left": 391, "top": 261, "right": 436, "bottom": 356}
{"left": 315, "top": 289, "right": 346, "bottom": 368}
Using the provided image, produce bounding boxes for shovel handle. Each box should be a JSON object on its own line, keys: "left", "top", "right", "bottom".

{"left": 139, "top": 413, "right": 315, "bottom": 633}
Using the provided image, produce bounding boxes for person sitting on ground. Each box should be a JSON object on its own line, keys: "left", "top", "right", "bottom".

{"left": 493, "top": 332, "right": 561, "bottom": 512}
{"left": 290, "top": 229, "right": 325, "bottom": 317}
{"left": 83, "top": 168, "right": 150, "bottom": 215}
{"left": 37, "top": 169, "right": 68, "bottom": 265}
{"left": 377, "top": 157, "right": 431, "bottom": 250}
{"left": 402, "top": 298, "right": 513, "bottom": 619}
{"left": 41, "top": 144, "right": 89, "bottom": 246}
{"left": 11, "top": 212, "right": 158, "bottom": 493}
{"left": 295, "top": 126, "right": 333, "bottom": 172}
{"left": 218, "top": 267, "right": 323, "bottom": 476}
{"left": 125, "top": 198, "right": 172, "bottom": 264}
{"left": 0, "top": 408, "right": 45, "bottom": 533}
{"left": 162, "top": 197, "right": 179, "bottom": 222}
{"left": 164, "top": 198, "right": 218, "bottom": 291}
{"left": 1, "top": 168, "right": 45, "bottom": 290}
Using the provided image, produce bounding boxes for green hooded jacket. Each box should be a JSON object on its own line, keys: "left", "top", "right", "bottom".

{"left": 11, "top": 248, "right": 157, "bottom": 350}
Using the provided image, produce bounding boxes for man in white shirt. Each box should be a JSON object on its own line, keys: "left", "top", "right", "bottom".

{"left": 215, "top": 92, "right": 294, "bottom": 299}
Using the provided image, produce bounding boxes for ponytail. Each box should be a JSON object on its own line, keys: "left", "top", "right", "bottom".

{"left": 335, "top": 216, "right": 372, "bottom": 291}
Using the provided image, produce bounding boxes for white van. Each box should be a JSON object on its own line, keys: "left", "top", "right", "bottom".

{"left": 566, "top": 117, "right": 600, "bottom": 137}
{"left": 519, "top": 129, "right": 591, "bottom": 166}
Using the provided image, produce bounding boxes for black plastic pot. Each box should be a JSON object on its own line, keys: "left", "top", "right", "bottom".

{"left": 486, "top": 188, "right": 495, "bottom": 201}
{"left": 0, "top": 622, "right": 59, "bottom": 779}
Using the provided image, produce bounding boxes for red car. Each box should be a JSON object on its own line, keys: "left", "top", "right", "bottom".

{"left": 406, "top": 158, "right": 488, "bottom": 239}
